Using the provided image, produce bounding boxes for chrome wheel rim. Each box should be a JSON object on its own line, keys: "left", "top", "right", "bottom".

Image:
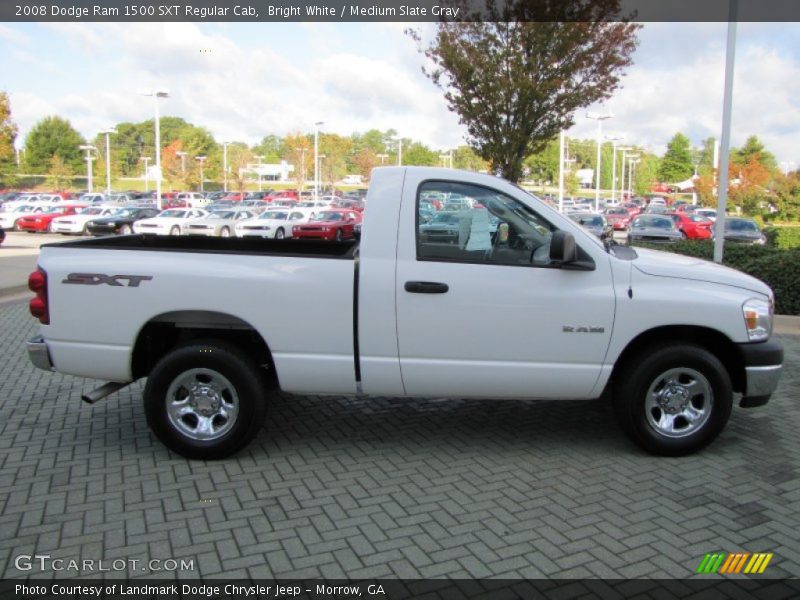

{"left": 645, "top": 367, "right": 712, "bottom": 438}
{"left": 221, "top": 228, "right": 230, "bottom": 237}
{"left": 165, "top": 368, "right": 239, "bottom": 441}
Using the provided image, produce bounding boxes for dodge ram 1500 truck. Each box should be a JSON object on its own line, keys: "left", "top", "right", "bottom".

{"left": 26, "top": 167, "right": 783, "bottom": 459}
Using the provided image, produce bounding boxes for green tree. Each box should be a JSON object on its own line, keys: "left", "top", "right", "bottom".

{"left": 408, "top": 2, "right": 639, "bottom": 182}
{"left": 452, "top": 145, "right": 489, "bottom": 172}
{"left": 46, "top": 154, "right": 73, "bottom": 190}
{"left": 282, "top": 132, "right": 313, "bottom": 189}
{"left": 24, "top": 116, "right": 85, "bottom": 173}
{"left": 731, "top": 135, "right": 777, "bottom": 172}
{"left": 658, "top": 133, "right": 694, "bottom": 183}
{"left": 252, "top": 134, "right": 284, "bottom": 163}
{"left": 524, "top": 137, "right": 559, "bottom": 184}
{"left": 403, "top": 141, "right": 439, "bottom": 166}
{"left": 696, "top": 137, "right": 716, "bottom": 175}
{"left": 319, "top": 133, "right": 352, "bottom": 186}
{"left": 0, "top": 92, "right": 19, "bottom": 187}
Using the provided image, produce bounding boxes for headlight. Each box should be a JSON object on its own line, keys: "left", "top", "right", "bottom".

{"left": 742, "top": 298, "right": 772, "bottom": 341}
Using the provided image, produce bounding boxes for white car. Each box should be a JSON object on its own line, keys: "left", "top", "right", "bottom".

{"left": 77, "top": 193, "right": 106, "bottom": 204}
{"left": 295, "top": 200, "right": 333, "bottom": 216}
{"left": 695, "top": 208, "right": 717, "bottom": 222}
{"left": 50, "top": 206, "right": 120, "bottom": 235}
{"left": 2, "top": 194, "right": 44, "bottom": 212}
{"left": 182, "top": 209, "right": 256, "bottom": 237}
{"left": 133, "top": 208, "right": 209, "bottom": 235}
{"left": 234, "top": 208, "right": 311, "bottom": 239}
{"left": 0, "top": 204, "right": 47, "bottom": 230}
{"left": 176, "top": 192, "right": 209, "bottom": 208}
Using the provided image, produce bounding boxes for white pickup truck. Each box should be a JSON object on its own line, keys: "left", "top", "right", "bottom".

{"left": 26, "top": 167, "right": 783, "bottom": 459}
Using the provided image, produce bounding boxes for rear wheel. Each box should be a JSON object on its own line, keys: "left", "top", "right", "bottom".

{"left": 275, "top": 227, "right": 285, "bottom": 240}
{"left": 144, "top": 340, "right": 268, "bottom": 459}
{"left": 334, "top": 229, "right": 343, "bottom": 242}
{"left": 613, "top": 343, "right": 732, "bottom": 456}
{"left": 170, "top": 225, "right": 180, "bottom": 236}
{"left": 220, "top": 227, "right": 231, "bottom": 238}
{"left": 119, "top": 224, "right": 132, "bottom": 235}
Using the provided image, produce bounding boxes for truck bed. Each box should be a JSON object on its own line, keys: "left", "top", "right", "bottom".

{"left": 44, "top": 234, "right": 359, "bottom": 259}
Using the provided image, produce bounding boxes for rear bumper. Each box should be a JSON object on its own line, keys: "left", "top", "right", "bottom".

{"left": 27, "top": 335, "right": 54, "bottom": 371}
{"left": 738, "top": 339, "right": 783, "bottom": 407}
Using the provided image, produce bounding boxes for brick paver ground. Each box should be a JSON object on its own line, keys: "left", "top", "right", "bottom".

{"left": 1, "top": 299, "right": 798, "bottom": 580}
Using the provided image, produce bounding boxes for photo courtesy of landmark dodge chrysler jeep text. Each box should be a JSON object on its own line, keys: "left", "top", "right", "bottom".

{"left": 26, "top": 167, "right": 783, "bottom": 459}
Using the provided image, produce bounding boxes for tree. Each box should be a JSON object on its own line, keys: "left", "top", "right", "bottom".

{"left": 403, "top": 141, "right": 438, "bottom": 166}
{"left": 319, "top": 133, "right": 352, "bottom": 186}
{"left": 225, "top": 143, "right": 251, "bottom": 195}
{"left": 252, "top": 134, "right": 283, "bottom": 163}
{"left": 282, "top": 132, "right": 312, "bottom": 189}
{"left": 696, "top": 137, "right": 716, "bottom": 175}
{"left": 46, "top": 154, "right": 73, "bottom": 190}
{"left": 452, "top": 145, "right": 489, "bottom": 172}
{"left": 732, "top": 135, "right": 777, "bottom": 172}
{"left": 352, "top": 148, "right": 378, "bottom": 181}
{"left": 0, "top": 92, "right": 18, "bottom": 187}
{"left": 24, "top": 116, "right": 85, "bottom": 173}
{"left": 658, "top": 133, "right": 694, "bottom": 183}
{"left": 729, "top": 155, "right": 771, "bottom": 215}
{"left": 408, "top": 2, "right": 639, "bottom": 182}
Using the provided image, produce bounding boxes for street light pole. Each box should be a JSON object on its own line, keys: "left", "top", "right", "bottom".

{"left": 195, "top": 156, "right": 206, "bottom": 193}
{"left": 558, "top": 131, "right": 565, "bottom": 213}
{"left": 254, "top": 154, "right": 264, "bottom": 192}
{"left": 628, "top": 157, "right": 640, "bottom": 198}
{"left": 618, "top": 147, "right": 632, "bottom": 201}
{"left": 176, "top": 151, "right": 188, "bottom": 175}
{"left": 99, "top": 129, "right": 116, "bottom": 197}
{"left": 139, "top": 90, "right": 169, "bottom": 209}
{"left": 587, "top": 113, "right": 613, "bottom": 211}
{"left": 140, "top": 156, "right": 151, "bottom": 193}
{"left": 606, "top": 135, "right": 624, "bottom": 203}
{"left": 314, "top": 121, "right": 324, "bottom": 200}
{"left": 79, "top": 145, "right": 96, "bottom": 192}
{"left": 376, "top": 153, "right": 388, "bottom": 165}
{"left": 397, "top": 138, "right": 403, "bottom": 166}
{"left": 222, "top": 142, "right": 231, "bottom": 192}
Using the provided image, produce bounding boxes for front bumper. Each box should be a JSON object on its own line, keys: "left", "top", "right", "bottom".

{"left": 738, "top": 339, "right": 783, "bottom": 407}
{"left": 27, "top": 335, "right": 54, "bottom": 371}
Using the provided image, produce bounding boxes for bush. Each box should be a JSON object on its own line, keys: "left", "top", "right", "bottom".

{"left": 764, "top": 225, "right": 800, "bottom": 249}
{"left": 632, "top": 240, "right": 800, "bottom": 315}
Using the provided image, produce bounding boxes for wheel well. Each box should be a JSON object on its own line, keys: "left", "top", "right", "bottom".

{"left": 131, "top": 311, "right": 277, "bottom": 387}
{"left": 608, "top": 325, "right": 745, "bottom": 394}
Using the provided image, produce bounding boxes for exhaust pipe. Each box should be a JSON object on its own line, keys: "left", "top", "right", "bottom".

{"left": 82, "top": 381, "right": 128, "bottom": 404}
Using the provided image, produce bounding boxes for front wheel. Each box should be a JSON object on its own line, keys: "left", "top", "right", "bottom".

{"left": 144, "top": 341, "right": 268, "bottom": 459}
{"left": 275, "top": 227, "right": 284, "bottom": 240}
{"left": 119, "top": 224, "right": 132, "bottom": 235}
{"left": 170, "top": 225, "right": 180, "bottom": 236}
{"left": 613, "top": 343, "right": 732, "bottom": 456}
{"left": 334, "top": 229, "right": 343, "bottom": 242}
{"left": 220, "top": 227, "right": 231, "bottom": 238}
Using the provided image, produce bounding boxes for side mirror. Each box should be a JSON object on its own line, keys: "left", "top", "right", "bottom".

{"left": 549, "top": 230, "right": 578, "bottom": 264}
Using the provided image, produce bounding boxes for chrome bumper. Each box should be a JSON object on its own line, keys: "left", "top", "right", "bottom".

{"left": 27, "top": 335, "right": 54, "bottom": 371}
{"left": 744, "top": 365, "right": 782, "bottom": 398}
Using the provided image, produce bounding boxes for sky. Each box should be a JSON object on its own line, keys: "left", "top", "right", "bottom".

{"left": 1, "top": 20, "right": 798, "bottom": 166}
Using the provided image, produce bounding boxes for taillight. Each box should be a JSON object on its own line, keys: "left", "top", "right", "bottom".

{"left": 28, "top": 267, "right": 50, "bottom": 324}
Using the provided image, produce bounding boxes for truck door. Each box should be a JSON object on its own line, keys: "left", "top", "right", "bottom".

{"left": 395, "top": 175, "right": 616, "bottom": 399}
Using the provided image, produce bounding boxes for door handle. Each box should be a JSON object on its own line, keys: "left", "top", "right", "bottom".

{"left": 404, "top": 281, "right": 449, "bottom": 294}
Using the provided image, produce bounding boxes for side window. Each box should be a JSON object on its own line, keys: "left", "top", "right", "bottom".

{"left": 416, "top": 181, "right": 556, "bottom": 267}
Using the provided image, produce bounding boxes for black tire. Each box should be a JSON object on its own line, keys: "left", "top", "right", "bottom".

{"left": 334, "top": 229, "right": 343, "bottom": 242}
{"left": 170, "top": 225, "right": 180, "bottom": 236}
{"left": 119, "top": 224, "right": 132, "bottom": 235}
{"left": 275, "top": 227, "right": 284, "bottom": 240}
{"left": 144, "top": 340, "right": 268, "bottom": 459}
{"left": 220, "top": 226, "right": 231, "bottom": 238}
{"left": 613, "top": 343, "right": 732, "bottom": 456}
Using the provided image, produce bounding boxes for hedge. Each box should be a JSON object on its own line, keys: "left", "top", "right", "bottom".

{"left": 764, "top": 225, "right": 800, "bottom": 249}
{"left": 631, "top": 240, "right": 800, "bottom": 316}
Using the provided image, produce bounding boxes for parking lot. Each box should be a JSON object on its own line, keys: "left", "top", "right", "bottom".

{"left": 1, "top": 292, "right": 799, "bottom": 579}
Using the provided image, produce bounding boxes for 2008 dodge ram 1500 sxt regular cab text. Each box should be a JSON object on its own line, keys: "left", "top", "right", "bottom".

{"left": 26, "top": 167, "right": 783, "bottom": 459}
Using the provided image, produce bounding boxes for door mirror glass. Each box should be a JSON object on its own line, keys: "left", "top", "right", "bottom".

{"left": 549, "top": 230, "right": 578, "bottom": 264}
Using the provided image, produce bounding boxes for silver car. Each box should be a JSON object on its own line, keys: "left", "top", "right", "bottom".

{"left": 627, "top": 214, "right": 683, "bottom": 244}
{"left": 182, "top": 209, "right": 255, "bottom": 237}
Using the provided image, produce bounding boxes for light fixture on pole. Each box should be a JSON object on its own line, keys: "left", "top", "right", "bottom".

{"left": 618, "top": 146, "right": 632, "bottom": 201}
{"left": 176, "top": 151, "right": 188, "bottom": 174}
{"left": 79, "top": 145, "right": 97, "bottom": 193}
{"left": 587, "top": 112, "right": 613, "bottom": 211}
{"left": 376, "top": 153, "right": 388, "bottom": 165}
{"left": 395, "top": 137, "right": 403, "bottom": 166}
{"left": 99, "top": 128, "right": 116, "bottom": 197}
{"left": 627, "top": 156, "right": 640, "bottom": 198}
{"left": 254, "top": 154, "right": 265, "bottom": 191}
{"left": 139, "top": 89, "right": 169, "bottom": 210}
{"left": 222, "top": 141, "right": 232, "bottom": 192}
{"left": 605, "top": 135, "right": 624, "bottom": 203}
{"left": 195, "top": 156, "right": 207, "bottom": 193}
{"left": 140, "top": 156, "right": 152, "bottom": 193}
{"left": 314, "top": 121, "right": 324, "bottom": 200}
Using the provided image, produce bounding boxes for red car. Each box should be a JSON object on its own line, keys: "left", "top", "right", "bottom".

{"left": 17, "top": 205, "right": 86, "bottom": 233}
{"left": 266, "top": 190, "right": 298, "bottom": 202}
{"left": 604, "top": 207, "right": 633, "bottom": 230}
{"left": 667, "top": 212, "right": 713, "bottom": 240}
{"left": 292, "top": 210, "right": 362, "bottom": 241}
